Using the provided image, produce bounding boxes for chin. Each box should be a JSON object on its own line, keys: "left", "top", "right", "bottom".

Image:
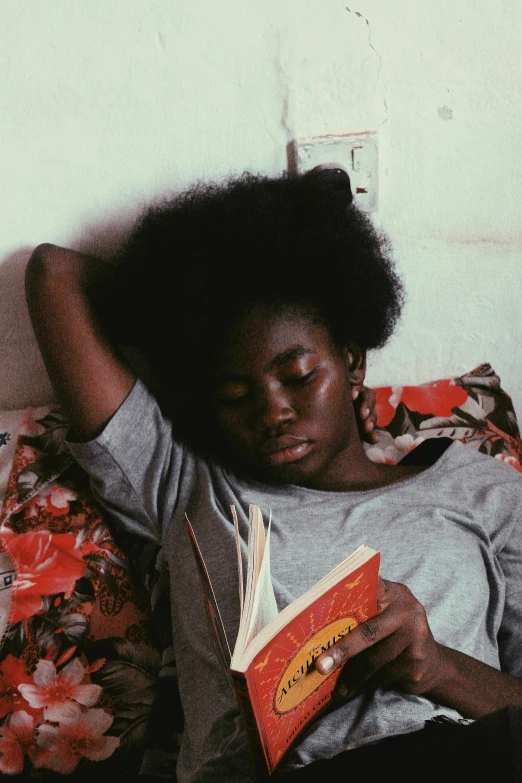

{"left": 249, "top": 454, "right": 323, "bottom": 487}
{"left": 223, "top": 441, "right": 329, "bottom": 487}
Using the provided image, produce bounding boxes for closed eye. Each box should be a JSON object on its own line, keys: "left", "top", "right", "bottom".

{"left": 217, "top": 390, "right": 251, "bottom": 408}
{"left": 222, "top": 395, "right": 249, "bottom": 408}
{"left": 214, "top": 380, "right": 250, "bottom": 407}
{"left": 284, "top": 369, "right": 317, "bottom": 387}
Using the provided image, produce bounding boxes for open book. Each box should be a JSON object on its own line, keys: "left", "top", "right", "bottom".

{"left": 186, "top": 505, "right": 380, "bottom": 775}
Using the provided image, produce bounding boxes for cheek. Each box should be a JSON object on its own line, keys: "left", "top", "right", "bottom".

{"left": 310, "top": 374, "right": 354, "bottom": 436}
{"left": 312, "top": 371, "right": 350, "bottom": 411}
{"left": 212, "top": 408, "right": 250, "bottom": 447}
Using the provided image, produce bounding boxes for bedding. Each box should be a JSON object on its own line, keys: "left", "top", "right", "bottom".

{"left": 0, "top": 362, "right": 519, "bottom": 779}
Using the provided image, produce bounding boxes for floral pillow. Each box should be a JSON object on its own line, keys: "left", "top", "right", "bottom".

{"left": 0, "top": 408, "right": 179, "bottom": 779}
{"left": 366, "top": 363, "right": 521, "bottom": 469}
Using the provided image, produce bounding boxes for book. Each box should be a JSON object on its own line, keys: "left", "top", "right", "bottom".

{"left": 186, "top": 504, "right": 380, "bottom": 775}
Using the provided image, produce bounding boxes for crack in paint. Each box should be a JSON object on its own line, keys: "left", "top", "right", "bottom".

{"left": 346, "top": 6, "right": 382, "bottom": 76}
{"left": 345, "top": 6, "right": 388, "bottom": 125}
{"left": 275, "top": 34, "right": 293, "bottom": 143}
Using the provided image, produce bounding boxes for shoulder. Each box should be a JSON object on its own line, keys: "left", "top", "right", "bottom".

{"left": 67, "top": 377, "right": 183, "bottom": 471}
{"left": 439, "top": 440, "right": 522, "bottom": 483}
{"left": 429, "top": 441, "right": 522, "bottom": 505}
{"left": 399, "top": 437, "right": 522, "bottom": 492}
{"left": 65, "top": 378, "right": 202, "bottom": 542}
{"left": 433, "top": 441, "right": 522, "bottom": 546}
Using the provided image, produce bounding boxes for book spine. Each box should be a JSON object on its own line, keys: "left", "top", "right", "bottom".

{"left": 231, "top": 670, "right": 270, "bottom": 777}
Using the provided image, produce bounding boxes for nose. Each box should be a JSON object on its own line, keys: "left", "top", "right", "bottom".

{"left": 255, "top": 385, "right": 296, "bottom": 433}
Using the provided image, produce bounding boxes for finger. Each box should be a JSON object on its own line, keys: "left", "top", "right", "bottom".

{"left": 316, "top": 581, "right": 406, "bottom": 675}
{"left": 360, "top": 406, "right": 370, "bottom": 420}
{"left": 360, "top": 387, "right": 376, "bottom": 416}
{"left": 366, "top": 428, "right": 379, "bottom": 444}
{"left": 346, "top": 643, "right": 437, "bottom": 699}
{"left": 363, "top": 423, "right": 379, "bottom": 445}
{"left": 336, "top": 647, "right": 411, "bottom": 699}
{"left": 334, "top": 632, "right": 408, "bottom": 697}
{"left": 316, "top": 606, "right": 401, "bottom": 675}
{"left": 365, "top": 408, "right": 378, "bottom": 427}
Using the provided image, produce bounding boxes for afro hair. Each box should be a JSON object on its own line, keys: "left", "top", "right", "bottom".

{"left": 94, "top": 170, "right": 403, "bottom": 424}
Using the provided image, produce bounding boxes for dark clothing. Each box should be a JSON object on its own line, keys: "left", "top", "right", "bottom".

{"left": 275, "top": 707, "right": 522, "bottom": 783}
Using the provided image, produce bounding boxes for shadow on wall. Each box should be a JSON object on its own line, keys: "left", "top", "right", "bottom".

{"left": 0, "top": 210, "right": 140, "bottom": 410}
{"left": 72, "top": 209, "right": 141, "bottom": 260}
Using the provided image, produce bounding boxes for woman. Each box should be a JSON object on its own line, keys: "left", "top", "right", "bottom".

{"left": 25, "top": 169, "right": 522, "bottom": 782}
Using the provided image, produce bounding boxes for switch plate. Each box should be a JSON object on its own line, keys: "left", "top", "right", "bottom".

{"left": 288, "top": 133, "right": 378, "bottom": 212}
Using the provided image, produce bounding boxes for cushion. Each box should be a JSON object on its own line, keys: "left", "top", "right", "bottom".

{"left": 366, "top": 363, "right": 522, "bottom": 469}
{"left": 0, "top": 363, "right": 519, "bottom": 779}
{"left": 0, "top": 406, "right": 180, "bottom": 779}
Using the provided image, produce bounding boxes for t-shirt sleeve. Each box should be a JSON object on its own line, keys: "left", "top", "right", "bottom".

{"left": 66, "top": 378, "right": 183, "bottom": 544}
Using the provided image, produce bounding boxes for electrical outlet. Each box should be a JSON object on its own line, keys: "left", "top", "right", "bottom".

{"left": 288, "top": 133, "right": 378, "bottom": 212}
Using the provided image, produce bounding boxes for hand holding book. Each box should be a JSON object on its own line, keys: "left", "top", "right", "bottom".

{"left": 316, "top": 577, "right": 443, "bottom": 703}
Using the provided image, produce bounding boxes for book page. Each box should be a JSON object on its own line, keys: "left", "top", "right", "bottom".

{"left": 244, "top": 516, "right": 278, "bottom": 646}
{"left": 231, "top": 507, "right": 278, "bottom": 669}
{"left": 231, "top": 505, "right": 244, "bottom": 618}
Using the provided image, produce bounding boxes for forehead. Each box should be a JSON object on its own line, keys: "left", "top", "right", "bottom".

{"left": 213, "top": 306, "right": 337, "bottom": 377}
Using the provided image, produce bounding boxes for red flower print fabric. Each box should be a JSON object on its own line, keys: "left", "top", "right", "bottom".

{"left": 0, "top": 656, "right": 34, "bottom": 719}
{"left": 0, "top": 407, "right": 170, "bottom": 779}
{"left": 3, "top": 530, "right": 87, "bottom": 623}
{"left": 0, "top": 709, "right": 39, "bottom": 775}
{"left": 375, "top": 379, "right": 469, "bottom": 428}
{"left": 36, "top": 708, "right": 120, "bottom": 775}
{"left": 368, "top": 364, "right": 521, "bottom": 466}
{"left": 18, "top": 658, "right": 102, "bottom": 725}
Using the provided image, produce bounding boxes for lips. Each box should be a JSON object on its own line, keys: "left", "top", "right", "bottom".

{"left": 258, "top": 435, "right": 313, "bottom": 466}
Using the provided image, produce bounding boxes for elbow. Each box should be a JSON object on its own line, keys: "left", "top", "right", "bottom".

{"left": 26, "top": 243, "right": 64, "bottom": 286}
{"left": 32, "top": 243, "right": 56, "bottom": 259}
{"left": 27, "top": 243, "right": 59, "bottom": 275}
{"left": 25, "top": 243, "right": 63, "bottom": 307}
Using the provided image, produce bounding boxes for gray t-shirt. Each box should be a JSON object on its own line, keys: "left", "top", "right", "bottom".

{"left": 67, "top": 379, "right": 522, "bottom": 782}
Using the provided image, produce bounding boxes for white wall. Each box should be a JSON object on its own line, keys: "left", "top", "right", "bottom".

{"left": 2, "top": 0, "right": 521, "bottom": 418}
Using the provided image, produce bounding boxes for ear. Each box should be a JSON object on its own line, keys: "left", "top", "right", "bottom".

{"left": 343, "top": 343, "right": 367, "bottom": 399}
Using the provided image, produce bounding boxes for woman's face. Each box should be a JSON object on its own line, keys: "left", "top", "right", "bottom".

{"left": 209, "top": 306, "right": 365, "bottom": 490}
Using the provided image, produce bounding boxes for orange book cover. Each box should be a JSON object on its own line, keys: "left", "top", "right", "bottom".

{"left": 186, "top": 508, "right": 380, "bottom": 776}
{"left": 231, "top": 553, "right": 380, "bottom": 773}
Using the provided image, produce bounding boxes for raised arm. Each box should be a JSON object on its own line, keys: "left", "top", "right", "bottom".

{"left": 25, "top": 243, "right": 136, "bottom": 441}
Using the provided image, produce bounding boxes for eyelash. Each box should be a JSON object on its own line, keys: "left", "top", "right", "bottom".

{"left": 285, "top": 369, "right": 317, "bottom": 387}
{"left": 219, "top": 369, "right": 318, "bottom": 407}
{"left": 223, "top": 394, "right": 249, "bottom": 408}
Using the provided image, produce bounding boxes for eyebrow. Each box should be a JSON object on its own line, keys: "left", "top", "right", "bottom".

{"left": 266, "top": 346, "right": 317, "bottom": 371}
{"left": 214, "top": 347, "right": 317, "bottom": 386}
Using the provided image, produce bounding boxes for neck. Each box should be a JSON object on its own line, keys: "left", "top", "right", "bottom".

{"left": 299, "top": 439, "right": 423, "bottom": 493}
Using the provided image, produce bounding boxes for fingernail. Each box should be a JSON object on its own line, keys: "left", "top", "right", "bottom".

{"left": 352, "top": 389, "right": 359, "bottom": 401}
{"left": 367, "top": 421, "right": 374, "bottom": 431}
{"left": 362, "top": 407, "right": 369, "bottom": 417}
{"left": 318, "top": 655, "right": 334, "bottom": 674}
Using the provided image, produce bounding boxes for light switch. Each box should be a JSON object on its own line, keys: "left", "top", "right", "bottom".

{"left": 288, "top": 133, "right": 379, "bottom": 212}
